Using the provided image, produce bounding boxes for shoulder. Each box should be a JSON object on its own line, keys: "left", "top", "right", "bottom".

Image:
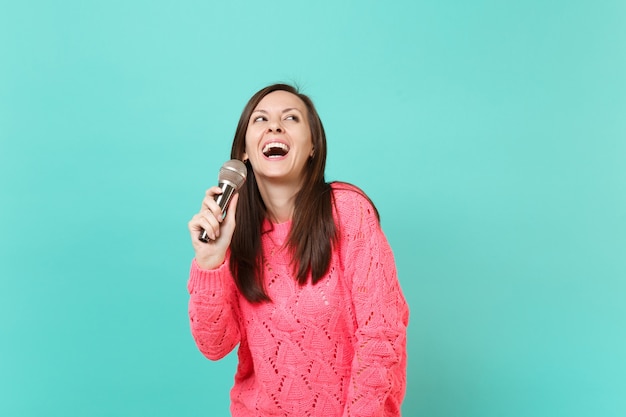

{"left": 330, "top": 181, "right": 380, "bottom": 228}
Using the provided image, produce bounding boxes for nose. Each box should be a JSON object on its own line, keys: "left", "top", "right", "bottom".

{"left": 268, "top": 118, "right": 283, "bottom": 133}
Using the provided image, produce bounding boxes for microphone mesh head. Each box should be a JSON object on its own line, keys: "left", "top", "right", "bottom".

{"left": 218, "top": 159, "right": 247, "bottom": 190}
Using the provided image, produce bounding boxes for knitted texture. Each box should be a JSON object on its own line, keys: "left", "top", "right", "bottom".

{"left": 188, "top": 184, "right": 409, "bottom": 416}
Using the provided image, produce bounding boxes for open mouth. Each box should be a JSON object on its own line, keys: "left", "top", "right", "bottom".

{"left": 262, "top": 142, "right": 290, "bottom": 158}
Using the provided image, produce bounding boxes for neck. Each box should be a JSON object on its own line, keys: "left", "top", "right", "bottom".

{"left": 256, "top": 179, "right": 300, "bottom": 223}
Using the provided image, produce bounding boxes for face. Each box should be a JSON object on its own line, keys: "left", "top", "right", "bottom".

{"left": 243, "top": 90, "right": 314, "bottom": 187}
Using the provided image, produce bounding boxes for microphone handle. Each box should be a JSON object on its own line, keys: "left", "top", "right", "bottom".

{"left": 198, "top": 182, "right": 237, "bottom": 243}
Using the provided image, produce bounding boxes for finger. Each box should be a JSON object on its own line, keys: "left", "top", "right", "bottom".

{"left": 200, "top": 210, "right": 223, "bottom": 240}
{"left": 200, "top": 186, "right": 224, "bottom": 208}
{"left": 189, "top": 212, "right": 220, "bottom": 241}
{"left": 201, "top": 188, "right": 226, "bottom": 221}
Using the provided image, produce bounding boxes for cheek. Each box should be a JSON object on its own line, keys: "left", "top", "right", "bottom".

{"left": 243, "top": 131, "right": 256, "bottom": 151}
{"left": 302, "top": 130, "right": 314, "bottom": 149}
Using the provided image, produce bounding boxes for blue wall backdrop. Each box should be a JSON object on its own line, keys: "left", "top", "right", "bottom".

{"left": 1, "top": 1, "right": 625, "bottom": 416}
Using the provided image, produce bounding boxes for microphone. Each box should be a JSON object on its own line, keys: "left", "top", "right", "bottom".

{"left": 198, "top": 159, "right": 247, "bottom": 243}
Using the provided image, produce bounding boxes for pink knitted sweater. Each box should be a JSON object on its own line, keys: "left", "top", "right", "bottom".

{"left": 188, "top": 184, "right": 409, "bottom": 416}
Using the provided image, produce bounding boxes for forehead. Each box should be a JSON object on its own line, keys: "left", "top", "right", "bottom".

{"left": 253, "top": 90, "right": 307, "bottom": 112}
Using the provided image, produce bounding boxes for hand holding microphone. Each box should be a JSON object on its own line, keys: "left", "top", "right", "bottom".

{"left": 199, "top": 159, "right": 247, "bottom": 242}
{"left": 188, "top": 159, "right": 247, "bottom": 269}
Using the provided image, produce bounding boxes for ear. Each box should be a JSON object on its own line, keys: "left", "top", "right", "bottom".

{"left": 242, "top": 152, "right": 248, "bottom": 162}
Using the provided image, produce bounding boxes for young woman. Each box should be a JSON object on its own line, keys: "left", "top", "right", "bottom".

{"left": 187, "top": 83, "right": 409, "bottom": 416}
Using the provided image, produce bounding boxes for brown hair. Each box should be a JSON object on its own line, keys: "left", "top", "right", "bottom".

{"left": 229, "top": 84, "right": 337, "bottom": 303}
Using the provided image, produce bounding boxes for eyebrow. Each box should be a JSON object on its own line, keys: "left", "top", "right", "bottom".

{"left": 252, "top": 107, "right": 303, "bottom": 114}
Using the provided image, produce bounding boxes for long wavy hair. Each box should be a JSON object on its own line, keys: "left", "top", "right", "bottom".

{"left": 228, "top": 84, "right": 337, "bottom": 303}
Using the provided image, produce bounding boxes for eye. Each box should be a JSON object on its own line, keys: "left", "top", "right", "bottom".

{"left": 252, "top": 115, "right": 267, "bottom": 123}
{"left": 284, "top": 114, "right": 299, "bottom": 122}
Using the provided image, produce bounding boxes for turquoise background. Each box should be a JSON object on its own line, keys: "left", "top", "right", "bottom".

{"left": 2, "top": 0, "right": 625, "bottom": 416}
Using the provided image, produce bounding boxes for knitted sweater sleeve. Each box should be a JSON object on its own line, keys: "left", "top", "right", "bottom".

{"left": 187, "top": 258, "right": 241, "bottom": 360}
{"left": 339, "top": 192, "right": 409, "bottom": 416}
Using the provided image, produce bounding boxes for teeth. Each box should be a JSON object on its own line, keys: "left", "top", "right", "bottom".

{"left": 262, "top": 142, "right": 289, "bottom": 156}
